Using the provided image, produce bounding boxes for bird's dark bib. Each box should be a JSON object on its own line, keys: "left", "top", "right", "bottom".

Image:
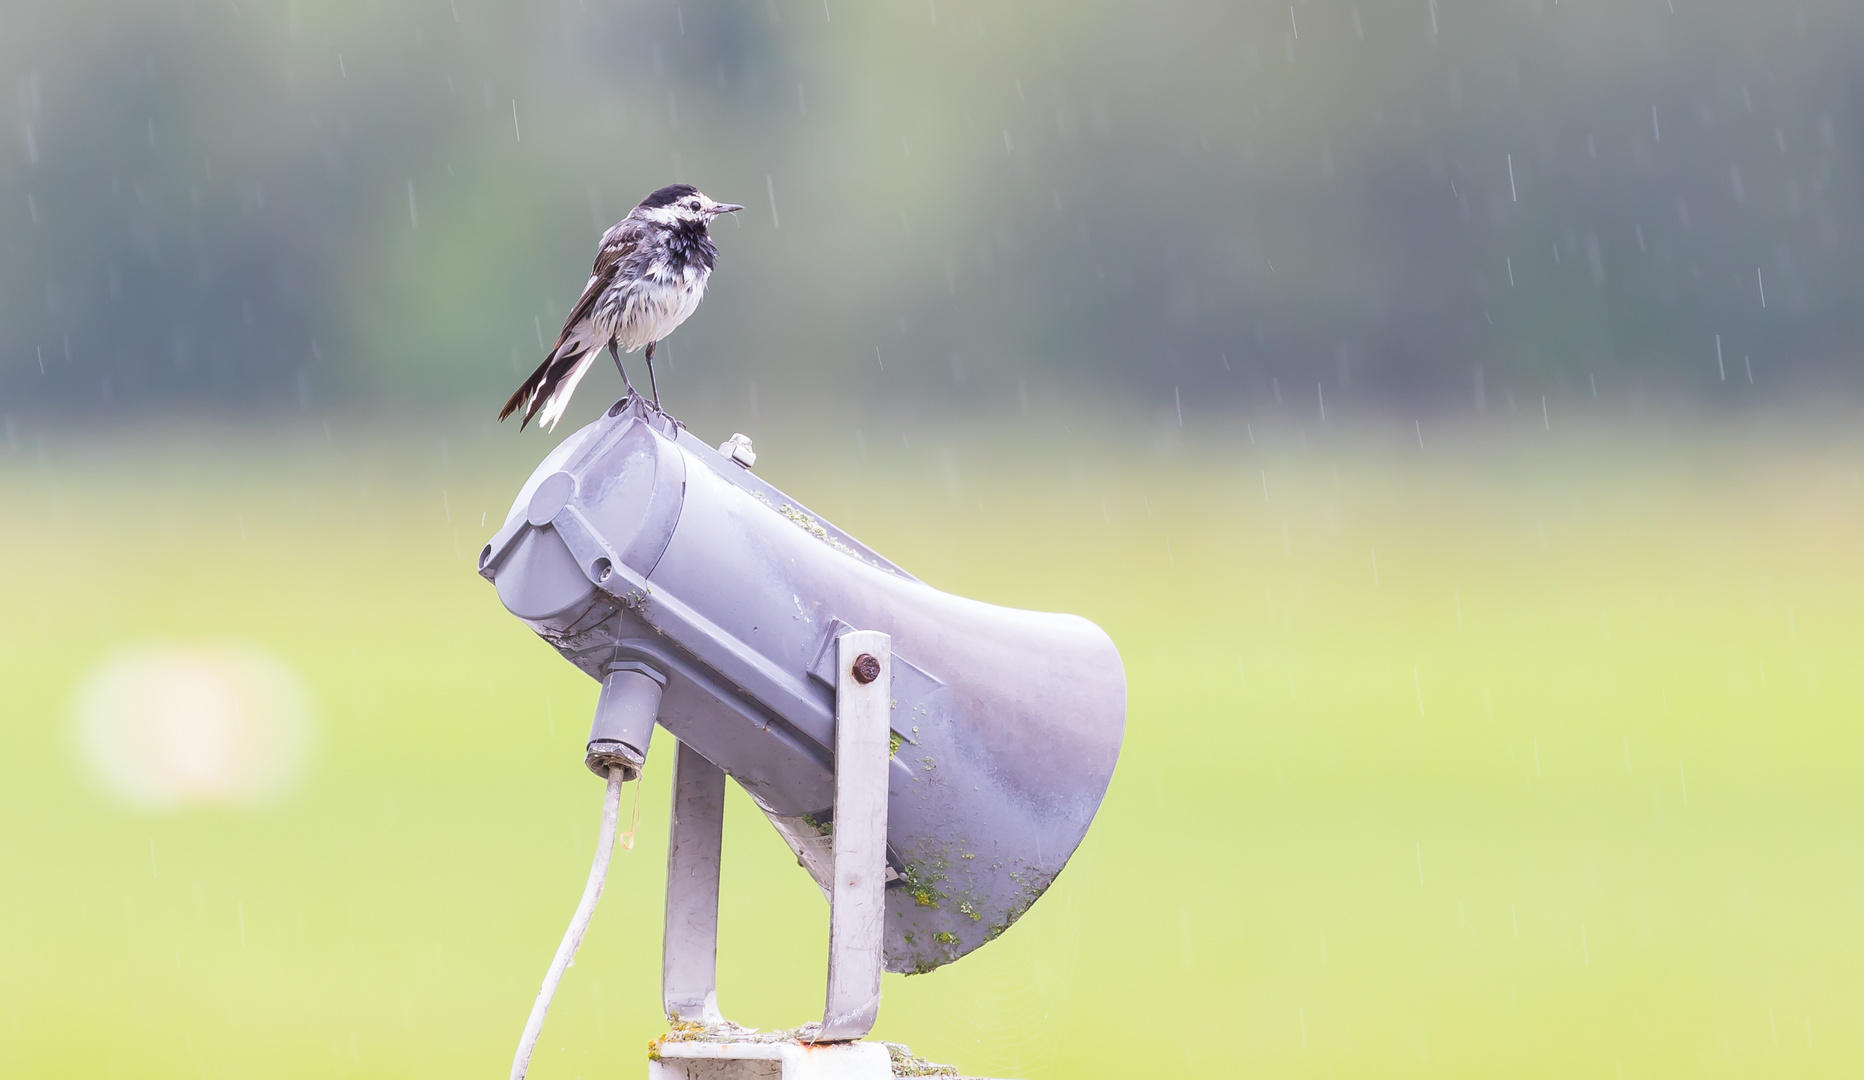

{"left": 665, "top": 220, "right": 718, "bottom": 275}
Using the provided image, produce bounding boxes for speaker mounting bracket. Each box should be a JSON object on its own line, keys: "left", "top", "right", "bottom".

{"left": 660, "top": 631, "right": 894, "bottom": 1044}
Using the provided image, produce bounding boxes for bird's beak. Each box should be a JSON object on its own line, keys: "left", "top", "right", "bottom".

{"left": 708, "top": 203, "right": 745, "bottom": 216}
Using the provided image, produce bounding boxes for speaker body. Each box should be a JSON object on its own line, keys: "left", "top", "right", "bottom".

{"left": 479, "top": 401, "right": 1125, "bottom": 974}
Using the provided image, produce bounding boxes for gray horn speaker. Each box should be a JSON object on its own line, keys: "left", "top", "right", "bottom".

{"left": 478, "top": 398, "right": 1126, "bottom": 975}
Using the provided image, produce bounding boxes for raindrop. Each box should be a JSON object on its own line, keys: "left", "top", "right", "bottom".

{"left": 766, "top": 175, "right": 780, "bottom": 228}
{"left": 512, "top": 99, "right": 522, "bottom": 141}
{"left": 1507, "top": 154, "right": 1517, "bottom": 202}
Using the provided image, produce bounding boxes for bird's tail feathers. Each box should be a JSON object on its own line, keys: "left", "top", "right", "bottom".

{"left": 499, "top": 342, "right": 599, "bottom": 431}
{"left": 534, "top": 349, "right": 601, "bottom": 431}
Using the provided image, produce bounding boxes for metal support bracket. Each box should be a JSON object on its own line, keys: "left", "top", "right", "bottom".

{"left": 662, "top": 740, "right": 727, "bottom": 1023}
{"left": 657, "top": 631, "right": 891, "bottom": 1039}
{"left": 816, "top": 630, "right": 892, "bottom": 1041}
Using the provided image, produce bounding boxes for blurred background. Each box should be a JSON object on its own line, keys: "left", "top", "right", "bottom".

{"left": 4, "top": 0, "right": 1863, "bottom": 1077}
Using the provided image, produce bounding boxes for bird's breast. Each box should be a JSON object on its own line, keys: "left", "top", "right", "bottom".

{"left": 605, "top": 265, "right": 710, "bottom": 348}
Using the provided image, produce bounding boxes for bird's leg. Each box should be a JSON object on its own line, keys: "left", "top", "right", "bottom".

{"left": 644, "top": 341, "right": 661, "bottom": 409}
{"left": 608, "top": 340, "right": 637, "bottom": 399}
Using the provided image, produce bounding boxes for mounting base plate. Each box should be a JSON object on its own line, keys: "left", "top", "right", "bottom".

{"left": 648, "top": 1039, "right": 890, "bottom": 1080}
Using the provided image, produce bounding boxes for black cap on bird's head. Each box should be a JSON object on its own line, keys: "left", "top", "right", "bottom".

{"left": 634, "top": 184, "right": 744, "bottom": 223}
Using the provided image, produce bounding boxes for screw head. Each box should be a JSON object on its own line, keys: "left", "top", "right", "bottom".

{"left": 851, "top": 653, "right": 881, "bottom": 685}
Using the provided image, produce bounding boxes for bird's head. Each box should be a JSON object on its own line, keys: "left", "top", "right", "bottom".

{"left": 632, "top": 184, "right": 744, "bottom": 228}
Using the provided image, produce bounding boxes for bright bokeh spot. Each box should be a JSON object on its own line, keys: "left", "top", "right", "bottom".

{"left": 73, "top": 643, "right": 313, "bottom": 809}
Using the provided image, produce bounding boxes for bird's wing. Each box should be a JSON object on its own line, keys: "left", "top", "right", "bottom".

{"left": 552, "top": 220, "right": 640, "bottom": 352}
{"left": 499, "top": 221, "right": 642, "bottom": 427}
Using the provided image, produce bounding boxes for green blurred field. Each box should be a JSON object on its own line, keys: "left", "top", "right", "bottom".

{"left": 3, "top": 405, "right": 1861, "bottom": 1078}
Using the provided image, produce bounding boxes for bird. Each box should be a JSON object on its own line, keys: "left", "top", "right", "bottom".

{"left": 501, "top": 184, "right": 743, "bottom": 430}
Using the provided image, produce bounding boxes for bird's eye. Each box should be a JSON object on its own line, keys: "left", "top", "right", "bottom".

{"left": 688, "top": 198, "right": 702, "bottom": 210}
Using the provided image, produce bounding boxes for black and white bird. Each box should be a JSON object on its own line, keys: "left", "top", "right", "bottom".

{"left": 501, "top": 184, "right": 743, "bottom": 430}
